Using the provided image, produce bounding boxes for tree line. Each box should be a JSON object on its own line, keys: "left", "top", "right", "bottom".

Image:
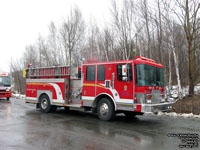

{"left": 10, "top": 0, "right": 200, "bottom": 98}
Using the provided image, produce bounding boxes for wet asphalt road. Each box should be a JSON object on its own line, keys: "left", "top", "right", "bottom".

{"left": 0, "top": 98, "right": 199, "bottom": 150}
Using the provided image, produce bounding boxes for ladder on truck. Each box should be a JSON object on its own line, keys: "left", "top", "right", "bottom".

{"left": 26, "top": 66, "right": 71, "bottom": 78}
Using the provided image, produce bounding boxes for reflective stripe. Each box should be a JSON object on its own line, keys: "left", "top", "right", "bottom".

{"left": 82, "top": 96, "right": 95, "bottom": 101}
{"left": 26, "top": 79, "right": 65, "bottom": 83}
{"left": 83, "top": 83, "right": 105, "bottom": 88}
{"left": 26, "top": 97, "right": 37, "bottom": 101}
{"left": 115, "top": 99, "right": 133, "bottom": 104}
{"left": 52, "top": 99, "right": 65, "bottom": 104}
{"left": 116, "top": 103, "right": 133, "bottom": 106}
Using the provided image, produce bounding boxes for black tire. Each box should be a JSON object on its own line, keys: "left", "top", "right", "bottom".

{"left": 124, "top": 111, "right": 137, "bottom": 118}
{"left": 39, "top": 95, "right": 53, "bottom": 113}
{"left": 97, "top": 98, "right": 115, "bottom": 121}
{"left": 7, "top": 97, "right": 10, "bottom": 101}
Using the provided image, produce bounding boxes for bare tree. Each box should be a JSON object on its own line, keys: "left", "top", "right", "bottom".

{"left": 155, "top": 0, "right": 163, "bottom": 64}
{"left": 139, "top": 0, "right": 152, "bottom": 58}
{"left": 47, "top": 22, "right": 62, "bottom": 65}
{"left": 37, "top": 35, "right": 51, "bottom": 66}
{"left": 173, "top": 0, "right": 200, "bottom": 96}
{"left": 97, "top": 26, "right": 116, "bottom": 61}
{"left": 111, "top": 0, "right": 136, "bottom": 60}
{"left": 10, "top": 58, "right": 26, "bottom": 94}
{"left": 60, "top": 7, "right": 85, "bottom": 67}
{"left": 23, "top": 44, "right": 39, "bottom": 67}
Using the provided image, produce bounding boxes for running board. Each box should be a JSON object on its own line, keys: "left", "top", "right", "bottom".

{"left": 64, "top": 104, "right": 82, "bottom": 108}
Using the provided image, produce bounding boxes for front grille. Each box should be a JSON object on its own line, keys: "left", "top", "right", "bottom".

{"left": 0, "top": 90, "right": 6, "bottom": 92}
{"left": 0, "top": 93, "right": 5, "bottom": 95}
{"left": 151, "top": 90, "right": 161, "bottom": 104}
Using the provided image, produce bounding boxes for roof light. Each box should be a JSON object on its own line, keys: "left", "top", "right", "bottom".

{"left": 0, "top": 73, "right": 8, "bottom": 76}
{"left": 135, "top": 56, "right": 155, "bottom": 63}
{"left": 27, "top": 64, "right": 32, "bottom": 68}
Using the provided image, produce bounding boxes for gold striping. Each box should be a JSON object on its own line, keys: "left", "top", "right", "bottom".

{"left": 83, "top": 83, "right": 105, "bottom": 88}
{"left": 26, "top": 82, "right": 51, "bottom": 86}
{"left": 82, "top": 100, "right": 93, "bottom": 102}
{"left": 52, "top": 102, "right": 64, "bottom": 105}
{"left": 116, "top": 103, "right": 133, "bottom": 106}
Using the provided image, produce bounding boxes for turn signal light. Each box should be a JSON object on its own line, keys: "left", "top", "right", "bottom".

{"left": 147, "top": 95, "right": 152, "bottom": 99}
{"left": 161, "top": 94, "right": 165, "bottom": 98}
{"left": 134, "top": 97, "right": 137, "bottom": 103}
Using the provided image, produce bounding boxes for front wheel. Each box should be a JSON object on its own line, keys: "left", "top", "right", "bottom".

{"left": 7, "top": 97, "right": 10, "bottom": 101}
{"left": 97, "top": 98, "right": 115, "bottom": 121}
{"left": 39, "top": 95, "right": 53, "bottom": 113}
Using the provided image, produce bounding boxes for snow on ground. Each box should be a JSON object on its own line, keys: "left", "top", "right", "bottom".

{"left": 12, "top": 93, "right": 25, "bottom": 99}
{"left": 166, "top": 84, "right": 200, "bottom": 99}
{"left": 157, "top": 111, "right": 200, "bottom": 119}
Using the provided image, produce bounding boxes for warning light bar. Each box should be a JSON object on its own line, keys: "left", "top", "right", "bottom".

{"left": 0, "top": 73, "right": 8, "bottom": 76}
{"left": 135, "top": 56, "right": 155, "bottom": 63}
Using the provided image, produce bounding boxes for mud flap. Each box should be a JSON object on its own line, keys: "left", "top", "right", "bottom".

{"left": 36, "top": 103, "right": 40, "bottom": 109}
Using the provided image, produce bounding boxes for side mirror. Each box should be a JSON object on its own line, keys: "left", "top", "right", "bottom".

{"left": 122, "top": 64, "right": 128, "bottom": 81}
{"left": 122, "top": 64, "right": 127, "bottom": 76}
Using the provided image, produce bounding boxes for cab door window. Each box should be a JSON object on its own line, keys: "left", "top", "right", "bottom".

{"left": 86, "top": 66, "right": 95, "bottom": 81}
{"left": 98, "top": 65, "right": 105, "bottom": 81}
{"left": 117, "top": 64, "right": 132, "bottom": 81}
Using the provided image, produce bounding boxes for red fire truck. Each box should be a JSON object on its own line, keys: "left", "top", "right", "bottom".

{"left": 0, "top": 73, "right": 12, "bottom": 100}
{"left": 24, "top": 56, "right": 173, "bottom": 121}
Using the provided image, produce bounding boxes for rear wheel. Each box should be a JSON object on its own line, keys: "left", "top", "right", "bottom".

{"left": 39, "top": 95, "right": 53, "bottom": 113}
{"left": 97, "top": 98, "right": 115, "bottom": 121}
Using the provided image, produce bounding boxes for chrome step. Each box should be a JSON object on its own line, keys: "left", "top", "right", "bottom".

{"left": 65, "top": 104, "right": 82, "bottom": 108}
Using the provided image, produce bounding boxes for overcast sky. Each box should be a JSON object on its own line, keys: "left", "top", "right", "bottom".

{"left": 0, "top": 0, "right": 112, "bottom": 72}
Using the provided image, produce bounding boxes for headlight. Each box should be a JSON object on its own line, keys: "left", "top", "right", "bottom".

{"left": 6, "top": 88, "right": 10, "bottom": 92}
{"left": 145, "top": 94, "right": 152, "bottom": 104}
{"left": 160, "top": 94, "right": 165, "bottom": 103}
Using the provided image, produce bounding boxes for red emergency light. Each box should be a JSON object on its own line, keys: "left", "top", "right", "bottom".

{"left": 0, "top": 73, "right": 8, "bottom": 76}
{"left": 27, "top": 64, "right": 32, "bottom": 68}
{"left": 135, "top": 56, "right": 155, "bottom": 63}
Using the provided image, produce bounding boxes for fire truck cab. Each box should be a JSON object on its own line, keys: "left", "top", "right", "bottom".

{"left": 0, "top": 73, "right": 12, "bottom": 100}
{"left": 24, "top": 57, "right": 173, "bottom": 121}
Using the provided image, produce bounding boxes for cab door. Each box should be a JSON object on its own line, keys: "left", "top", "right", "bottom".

{"left": 114, "top": 63, "right": 134, "bottom": 103}
{"left": 82, "top": 65, "right": 96, "bottom": 100}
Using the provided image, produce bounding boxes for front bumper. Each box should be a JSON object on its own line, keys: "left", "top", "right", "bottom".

{"left": 0, "top": 91, "right": 12, "bottom": 98}
{"left": 141, "top": 102, "right": 174, "bottom": 113}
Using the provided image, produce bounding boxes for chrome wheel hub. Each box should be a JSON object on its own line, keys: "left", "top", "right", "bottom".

{"left": 100, "top": 103, "right": 109, "bottom": 116}
{"left": 41, "top": 98, "right": 48, "bottom": 109}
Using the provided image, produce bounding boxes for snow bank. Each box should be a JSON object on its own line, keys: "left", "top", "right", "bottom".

{"left": 12, "top": 93, "right": 25, "bottom": 99}
{"left": 157, "top": 112, "right": 200, "bottom": 119}
{"left": 166, "top": 84, "right": 200, "bottom": 98}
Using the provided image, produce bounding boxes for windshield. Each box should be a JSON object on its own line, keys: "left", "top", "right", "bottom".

{"left": 0, "top": 76, "right": 11, "bottom": 86}
{"left": 135, "top": 64, "right": 164, "bottom": 87}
